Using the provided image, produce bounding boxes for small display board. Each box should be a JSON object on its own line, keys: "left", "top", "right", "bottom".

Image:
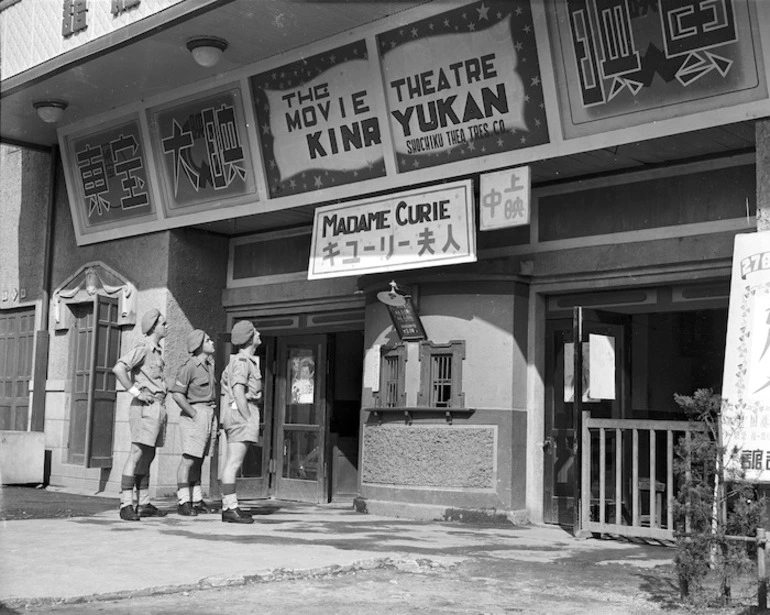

{"left": 387, "top": 296, "right": 426, "bottom": 341}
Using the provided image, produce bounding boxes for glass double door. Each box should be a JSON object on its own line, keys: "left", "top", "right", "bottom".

{"left": 219, "top": 334, "right": 328, "bottom": 503}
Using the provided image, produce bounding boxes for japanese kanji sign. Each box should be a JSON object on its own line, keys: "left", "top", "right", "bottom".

{"left": 250, "top": 40, "right": 386, "bottom": 198}
{"left": 67, "top": 118, "right": 156, "bottom": 230}
{"left": 479, "top": 165, "right": 530, "bottom": 230}
{"left": 722, "top": 233, "right": 770, "bottom": 482}
{"left": 377, "top": 0, "right": 549, "bottom": 173}
{"left": 308, "top": 180, "right": 476, "bottom": 280}
{"left": 549, "top": 0, "right": 766, "bottom": 138}
{"left": 388, "top": 298, "right": 427, "bottom": 341}
{"left": 150, "top": 86, "right": 257, "bottom": 214}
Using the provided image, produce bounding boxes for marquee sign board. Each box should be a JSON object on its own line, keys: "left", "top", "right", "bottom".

{"left": 308, "top": 179, "right": 476, "bottom": 279}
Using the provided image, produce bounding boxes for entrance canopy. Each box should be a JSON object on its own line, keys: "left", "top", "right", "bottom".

{"left": 0, "top": 0, "right": 764, "bottom": 240}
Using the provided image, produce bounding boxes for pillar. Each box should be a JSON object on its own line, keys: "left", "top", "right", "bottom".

{"left": 757, "top": 119, "right": 770, "bottom": 232}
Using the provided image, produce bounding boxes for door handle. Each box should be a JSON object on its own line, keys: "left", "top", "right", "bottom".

{"left": 542, "top": 436, "right": 555, "bottom": 451}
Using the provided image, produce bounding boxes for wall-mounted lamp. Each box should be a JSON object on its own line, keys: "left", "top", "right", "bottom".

{"left": 376, "top": 281, "right": 407, "bottom": 307}
{"left": 33, "top": 100, "right": 68, "bottom": 124}
{"left": 186, "top": 36, "right": 228, "bottom": 67}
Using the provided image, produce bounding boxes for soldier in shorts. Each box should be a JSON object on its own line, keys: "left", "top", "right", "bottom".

{"left": 219, "top": 320, "right": 262, "bottom": 524}
{"left": 171, "top": 330, "right": 217, "bottom": 516}
{"left": 112, "top": 308, "right": 169, "bottom": 521}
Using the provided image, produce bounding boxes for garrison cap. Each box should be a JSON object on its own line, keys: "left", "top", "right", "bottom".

{"left": 187, "top": 329, "right": 206, "bottom": 354}
{"left": 141, "top": 309, "right": 162, "bottom": 335}
{"left": 231, "top": 320, "right": 255, "bottom": 346}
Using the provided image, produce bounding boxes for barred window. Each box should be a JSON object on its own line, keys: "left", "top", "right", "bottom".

{"left": 377, "top": 344, "right": 406, "bottom": 408}
{"left": 418, "top": 340, "right": 465, "bottom": 408}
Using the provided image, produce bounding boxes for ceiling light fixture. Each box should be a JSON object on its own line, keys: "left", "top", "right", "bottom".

{"left": 33, "top": 100, "right": 68, "bottom": 124}
{"left": 186, "top": 36, "right": 229, "bottom": 67}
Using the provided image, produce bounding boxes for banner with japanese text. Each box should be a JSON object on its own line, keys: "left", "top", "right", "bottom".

{"left": 549, "top": 0, "right": 766, "bottom": 139}
{"left": 377, "top": 0, "right": 549, "bottom": 173}
{"left": 65, "top": 117, "right": 157, "bottom": 232}
{"left": 722, "top": 233, "right": 770, "bottom": 482}
{"left": 149, "top": 85, "right": 257, "bottom": 215}
{"left": 250, "top": 40, "right": 386, "bottom": 198}
{"left": 308, "top": 180, "right": 476, "bottom": 279}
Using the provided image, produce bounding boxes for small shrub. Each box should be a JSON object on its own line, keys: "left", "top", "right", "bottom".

{"left": 672, "top": 388, "right": 765, "bottom": 606}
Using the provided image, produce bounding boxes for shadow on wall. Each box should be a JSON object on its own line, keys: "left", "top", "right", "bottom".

{"left": 17, "top": 147, "right": 52, "bottom": 303}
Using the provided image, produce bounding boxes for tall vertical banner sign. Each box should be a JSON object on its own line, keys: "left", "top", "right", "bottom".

{"left": 64, "top": 116, "right": 157, "bottom": 234}
{"left": 722, "top": 233, "right": 770, "bottom": 482}
{"left": 377, "top": 0, "right": 549, "bottom": 173}
{"left": 549, "top": 0, "right": 766, "bottom": 139}
{"left": 149, "top": 85, "right": 257, "bottom": 216}
{"left": 250, "top": 40, "right": 386, "bottom": 198}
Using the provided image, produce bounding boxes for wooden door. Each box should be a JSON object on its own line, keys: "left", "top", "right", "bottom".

{"left": 0, "top": 308, "right": 35, "bottom": 431}
{"left": 544, "top": 308, "right": 630, "bottom": 528}
{"left": 67, "top": 296, "right": 119, "bottom": 467}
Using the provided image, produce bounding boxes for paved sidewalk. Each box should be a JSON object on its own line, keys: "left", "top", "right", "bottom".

{"left": 0, "top": 497, "right": 676, "bottom": 609}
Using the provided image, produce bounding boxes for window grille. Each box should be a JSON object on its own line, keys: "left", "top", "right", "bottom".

{"left": 430, "top": 353, "right": 453, "bottom": 407}
{"left": 418, "top": 340, "right": 465, "bottom": 408}
{"left": 377, "top": 344, "right": 406, "bottom": 407}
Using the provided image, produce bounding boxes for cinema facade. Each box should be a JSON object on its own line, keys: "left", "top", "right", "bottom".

{"left": 2, "top": 0, "right": 770, "bottom": 537}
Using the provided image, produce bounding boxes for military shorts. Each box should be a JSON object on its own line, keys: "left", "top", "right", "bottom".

{"left": 178, "top": 402, "right": 215, "bottom": 458}
{"left": 129, "top": 398, "right": 167, "bottom": 447}
{"left": 221, "top": 399, "right": 260, "bottom": 444}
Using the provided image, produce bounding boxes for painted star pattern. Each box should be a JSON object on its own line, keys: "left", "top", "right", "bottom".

{"left": 251, "top": 39, "right": 385, "bottom": 198}
{"left": 377, "top": 0, "right": 549, "bottom": 173}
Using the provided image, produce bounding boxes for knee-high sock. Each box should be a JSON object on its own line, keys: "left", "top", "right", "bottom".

{"left": 221, "top": 482, "right": 237, "bottom": 511}
{"left": 136, "top": 473, "right": 151, "bottom": 506}
{"left": 120, "top": 475, "right": 135, "bottom": 508}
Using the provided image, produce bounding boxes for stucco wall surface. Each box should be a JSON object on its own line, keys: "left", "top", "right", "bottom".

{"left": 0, "top": 145, "right": 51, "bottom": 309}
{"left": 362, "top": 424, "right": 496, "bottom": 489}
{"left": 50, "top": 163, "right": 170, "bottom": 296}
{"left": 363, "top": 282, "right": 521, "bottom": 410}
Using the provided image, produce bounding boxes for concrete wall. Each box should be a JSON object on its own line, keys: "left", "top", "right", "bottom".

{"left": 43, "top": 162, "right": 230, "bottom": 498}
{"left": 0, "top": 144, "right": 51, "bottom": 311}
{"left": 156, "top": 227, "right": 229, "bottom": 497}
{"left": 359, "top": 278, "right": 529, "bottom": 519}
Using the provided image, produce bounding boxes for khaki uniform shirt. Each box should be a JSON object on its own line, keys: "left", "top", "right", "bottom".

{"left": 171, "top": 356, "right": 215, "bottom": 404}
{"left": 116, "top": 339, "right": 166, "bottom": 396}
{"left": 222, "top": 354, "right": 261, "bottom": 407}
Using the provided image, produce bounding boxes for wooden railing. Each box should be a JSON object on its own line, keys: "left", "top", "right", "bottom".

{"left": 580, "top": 413, "right": 706, "bottom": 541}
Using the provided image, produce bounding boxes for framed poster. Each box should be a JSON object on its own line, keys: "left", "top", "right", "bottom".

{"left": 377, "top": 0, "right": 549, "bottom": 173}
{"left": 149, "top": 84, "right": 258, "bottom": 216}
{"left": 548, "top": 0, "right": 767, "bottom": 139}
{"left": 250, "top": 39, "right": 387, "bottom": 198}
{"left": 62, "top": 114, "right": 158, "bottom": 237}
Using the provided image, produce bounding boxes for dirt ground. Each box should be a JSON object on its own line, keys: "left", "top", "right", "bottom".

{"left": 0, "top": 486, "right": 117, "bottom": 520}
{"left": 2, "top": 553, "right": 766, "bottom": 615}
{"left": 1, "top": 486, "right": 767, "bottom": 615}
